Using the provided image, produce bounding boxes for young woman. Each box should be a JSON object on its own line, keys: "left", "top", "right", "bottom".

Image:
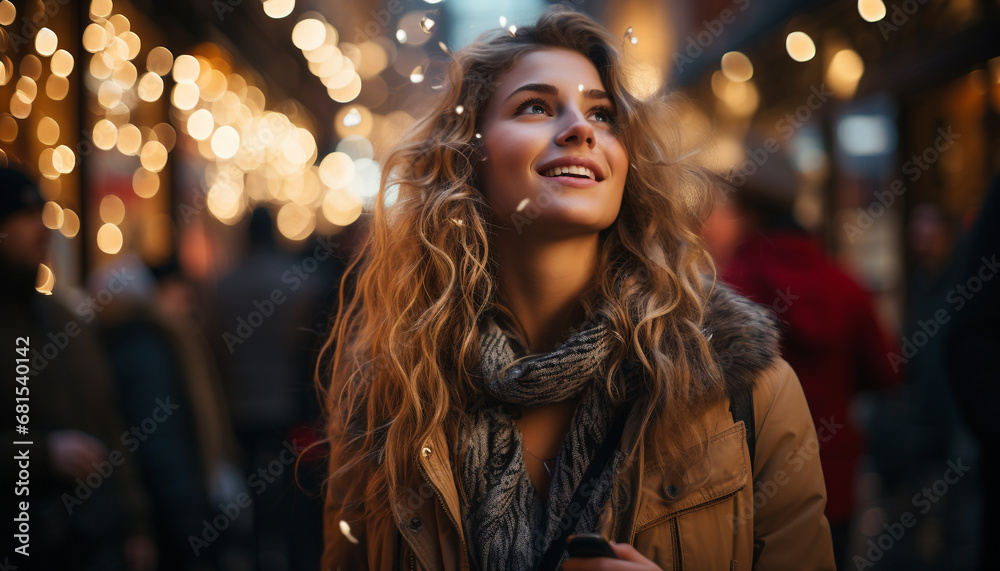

{"left": 320, "top": 6, "right": 835, "bottom": 570}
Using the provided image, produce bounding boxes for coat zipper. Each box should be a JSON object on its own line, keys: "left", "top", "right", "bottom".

{"left": 415, "top": 459, "right": 469, "bottom": 569}
{"left": 672, "top": 518, "right": 682, "bottom": 570}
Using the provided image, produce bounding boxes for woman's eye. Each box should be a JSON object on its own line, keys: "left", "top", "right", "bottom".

{"left": 516, "top": 97, "right": 550, "bottom": 116}
{"left": 592, "top": 108, "right": 615, "bottom": 123}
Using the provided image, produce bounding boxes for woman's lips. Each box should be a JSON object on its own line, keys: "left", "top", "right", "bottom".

{"left": 536, "top": 172, "right": 599, "bottom": 188}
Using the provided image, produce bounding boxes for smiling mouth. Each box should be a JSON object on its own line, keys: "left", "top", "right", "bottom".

{"left": 540, "top": 165, "right": 597, "bottom": 181}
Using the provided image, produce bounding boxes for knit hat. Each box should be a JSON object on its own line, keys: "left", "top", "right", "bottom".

{"left": 0, "top": 168, "right": 44, "bottom": 224}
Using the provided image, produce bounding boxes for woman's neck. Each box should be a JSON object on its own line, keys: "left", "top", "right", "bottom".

{"left": 492, "top": 232, "right": 599, "bottom": 354}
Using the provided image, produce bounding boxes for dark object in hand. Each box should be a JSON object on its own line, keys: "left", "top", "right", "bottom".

{"left": 566, "top": 533, "right": 618, "bottom": 558}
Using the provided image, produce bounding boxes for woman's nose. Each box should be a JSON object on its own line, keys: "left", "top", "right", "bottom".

{"left": 555, "top": 107, "right": 595, "bottom": 149}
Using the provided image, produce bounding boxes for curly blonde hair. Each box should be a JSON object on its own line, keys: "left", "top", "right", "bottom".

{"left": 320, "top": 3, "right": 725, "bottom": 542}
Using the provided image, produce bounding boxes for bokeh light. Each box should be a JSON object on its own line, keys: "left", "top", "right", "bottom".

{"left": 46, "top": 75, "right": 70, "bottom": 100}
{"left": 153, "top": 123, "right": 177, "bottom": 152}
{"left": 10, "top": 92, "right": 32, "bottom": 119}
{"left": 112, "top": 61, "right": 138, "bottom": 89}
{"left": 37, "top": 117, "right": 60, "bottom": 146}
{"left": 50, "top": 50, "right": 74, "bottom": 77}
{"left": 786, "top": 32, "right": 817, "bottom": 62}
{"left": 172, "top": 54, "right": 201, "bottom": 83}
{"left": 35, "top": 263, "right": 54, "bottom": 295}
{"left": 97, "top": 223, "right": 124, "bottom": 254}
{"left": 147, "top": 46, "right": 173, "bottom": 76}
{"left": 171, "top": 82, "right": 200, "bottom": 110}
{"left": 98, "top": 81, "right": 123, "bottom": 108}
{"left": 93, "top": 119, "right": 118, "bottom": 150}
{"left": 207, "top": 182, "right": 243, "bottom": 222}
{"left": 140, "top": 141, "right": 168, "bottom": 172}
{"left": 211, "top": 125, "right": 240, "bottom": 159}
{"left": 319, "top": 152, "right": 355, "bottom": 188}
{"left": 322, "top": 188, "right": 363, "bottom": 226}
{"left": 0, "top": 1, "right": 15, "bottom": 26}
{"left": 187, "top": 109, "right": 215, "bottom": 140}
{"left": 100, "top": 195, "right": 126, "bottom": 224}
{"left": 91, "top": 0, "right": 113, "bottom": 18}
{"left": 53, "top": 146, "right": 75, "bottom": 174}
{"left": 276, "top": 202, "right": 316, "bottom": 240}
{"left": 60, "top": 208, "right": 80, "bottom": 238}
{"left": 721, "top": 51, "right": 754, "bottom": 82}
{"left": 263, "top": 0, "right": 295, "bottom": 19}
{"left": 83, "top": 23, "right": 109, "bottom": 53}
{"left": 16, "top": 77, "right": 37, "bottom": 102}
{"left": 42, "top": 201, "right": 64, "bottom": 230}
{"left": 20, "top": 55, "right": 41, "bottom": 81}
{"left": 133, "top": 168, "right": 160, "bottom": 198}
{"left": 35, "top": 28, "right": 57, "bottom": 56}
{"left": 827, "top": 48, "right": 865, "bottom": 99}
{"left": 858, "top": 0, "right": 887, "bottom": 22}
{"left": 292, "top": 18, "right": 327, "bottom": 51}
{"left": 137, "top": 72, "right": 164, "bottom": 102}
{"left": 0, "top": 113, "right": 17, "bottom": 142}
{"left": 117, "top": 123, "right": 142, "bottom": 156}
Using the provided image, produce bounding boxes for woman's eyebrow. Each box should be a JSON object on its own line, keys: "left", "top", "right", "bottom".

{"left": 502, "top": 83, "right": 610, "bottom": 103}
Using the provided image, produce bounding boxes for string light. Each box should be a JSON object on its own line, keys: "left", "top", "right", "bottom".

{"left": 0, "top": 0, "right": 371, "bottom": 250}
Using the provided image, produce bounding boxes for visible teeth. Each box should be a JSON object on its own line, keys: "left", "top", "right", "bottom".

{"left": 542, "top": 165, "right": 596, "bottom": 180}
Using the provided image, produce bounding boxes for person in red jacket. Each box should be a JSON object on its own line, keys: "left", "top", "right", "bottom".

{"left": 703, "top": 139, "right": 901, "bottom": 567}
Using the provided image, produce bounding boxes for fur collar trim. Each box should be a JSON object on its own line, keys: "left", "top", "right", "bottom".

{"left": 702, "top": 280, "right": 781, "bottom": 394}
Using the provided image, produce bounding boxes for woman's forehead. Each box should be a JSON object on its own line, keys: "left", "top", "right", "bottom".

{"left": 489, "top": 49, "right": 608, "bottom": 102}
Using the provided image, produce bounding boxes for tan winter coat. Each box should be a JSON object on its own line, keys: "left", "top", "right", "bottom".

{"left": 323, "top": 286, "right": 837, "bottom": 570}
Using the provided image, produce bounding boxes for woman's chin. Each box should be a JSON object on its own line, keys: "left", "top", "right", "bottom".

{"left": 496, "top": 208, "right": 617, "bottom": 238}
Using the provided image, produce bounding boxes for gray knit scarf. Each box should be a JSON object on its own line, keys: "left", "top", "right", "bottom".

{"left": 459, "top": 312, "right": 628, "bottom": 571}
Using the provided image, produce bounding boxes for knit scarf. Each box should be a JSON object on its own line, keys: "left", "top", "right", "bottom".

{"left": 459, "top": 312, "right": 628, "bottom": 571}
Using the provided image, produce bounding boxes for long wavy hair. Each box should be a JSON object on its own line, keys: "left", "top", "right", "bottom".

{"left": 320, "top": 4, "right": 725, "bottom": 540}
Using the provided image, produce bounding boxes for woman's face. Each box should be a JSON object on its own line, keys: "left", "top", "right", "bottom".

{"left": 478, "top": 48, "right": 628, "bottom": 238}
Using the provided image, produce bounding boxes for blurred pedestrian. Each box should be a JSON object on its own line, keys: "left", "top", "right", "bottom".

{"left": 944, "top": 175, "right": 999, "bottom": 571}
{"left": 859, "top": 199, "right": 980, "bottom": 570}
{"left": 90, "top": 254, "right": 243, "bottom": 570}
{"left": 706, "top": 136, "right": 901, "bottom": 568}
{"left": 0, "top": 167, "right": 156, "bottom": 571}
{"left": 213, "top": 207, "right": 329, "bottom": 570}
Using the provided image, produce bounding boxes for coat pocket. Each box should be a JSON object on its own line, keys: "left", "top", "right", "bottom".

{"left": 634, "top": 420, "right": 749, "bottom": 531}
{"left": 632, "top": 421, "right": 751, "bottom": 570}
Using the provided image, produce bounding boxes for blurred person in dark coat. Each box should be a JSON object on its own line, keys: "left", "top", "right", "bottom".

{"left": 90, "top": 254, "right": 243, "bottom": 570}
{"left": 703, "top": 139, "right": 901, "bottom": 567}
{"left": 853, "top": 198, "right": 980, "bottom": 570}
{"left": 0, "top": 167, "right": 156, "bottom": 570}
{"left": 945, "top": 174, "right": 1000, "bottom": 571}
{"left": 212, "top": 207, "right": 331, "bottom": 570}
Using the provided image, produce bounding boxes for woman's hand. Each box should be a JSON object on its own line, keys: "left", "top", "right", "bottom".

{"left": 561, "top": 542, "right": 662, "bottom": 570}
